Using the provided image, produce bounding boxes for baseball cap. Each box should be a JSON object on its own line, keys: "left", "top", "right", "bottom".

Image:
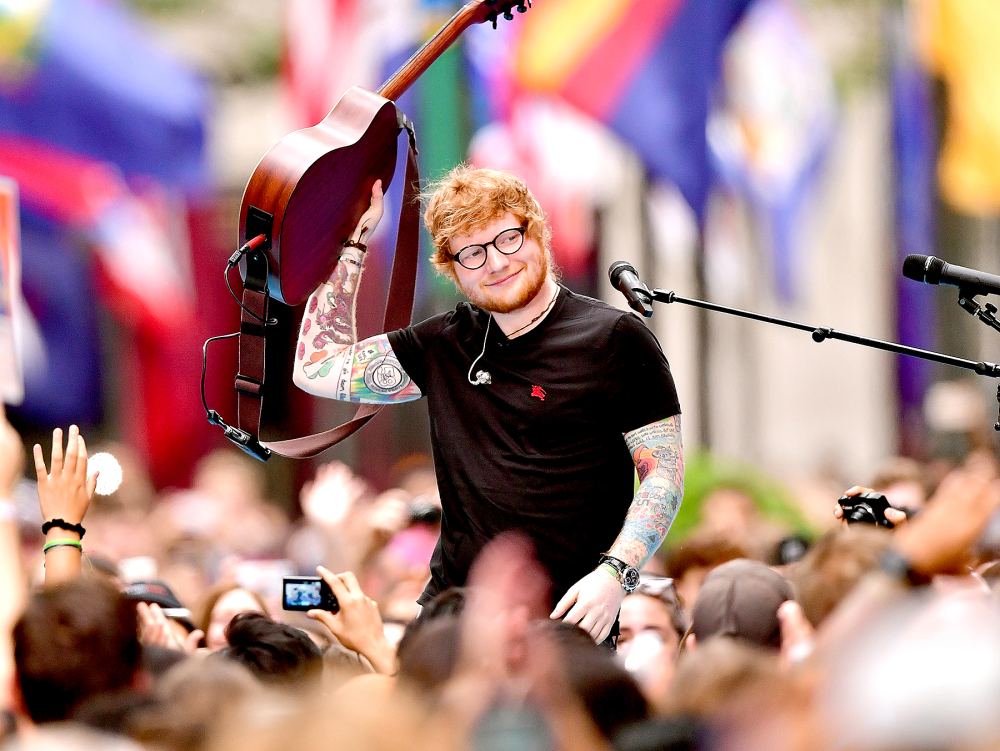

{"left": 689, "top": 559, "right": 793, "bottom": 649}
{"left": 121, "top": 580, "right": 197, "bottom": 633}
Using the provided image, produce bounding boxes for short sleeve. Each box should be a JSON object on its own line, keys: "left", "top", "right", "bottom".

{"left": 604, "top": 313, "right": 681, "bottom": 434}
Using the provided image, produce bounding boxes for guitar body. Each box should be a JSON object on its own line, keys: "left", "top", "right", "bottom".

{"left": 239, "top": 87, "right": 400, "bottom": 305}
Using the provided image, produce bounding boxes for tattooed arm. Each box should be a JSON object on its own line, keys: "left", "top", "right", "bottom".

{"left": 551, "top": 414, "right": 683, "bottom": 642}
{"left": 292, "top": 181, "right": 422, "bottom": 405}
{"left": 610, "top": 414, "right": 684, "bottom": 567}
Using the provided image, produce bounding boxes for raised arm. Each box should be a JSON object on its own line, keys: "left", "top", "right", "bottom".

{"left": 291, "top": 181, "right": 422, "bottom": 405}
{"left": 551, "top": 414, "right": 683, "bottom": 642}
{"left": 33, "top": 425, "right": 98, "bottom": 586}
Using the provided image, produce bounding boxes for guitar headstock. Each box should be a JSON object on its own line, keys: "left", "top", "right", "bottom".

{"left": 470, "top": 0, "right": 532, "bottom": 30}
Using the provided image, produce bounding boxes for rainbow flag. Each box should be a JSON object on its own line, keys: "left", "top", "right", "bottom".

{"left": 514, "top": 0, "right": 755, "bottom": 221}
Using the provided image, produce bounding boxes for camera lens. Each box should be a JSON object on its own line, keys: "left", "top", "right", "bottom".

{"left": 846, "top": 502, "right": 876, "bottom": 524}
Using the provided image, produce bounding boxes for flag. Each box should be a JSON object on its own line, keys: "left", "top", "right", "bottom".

{"left": 514, "top": 0, "right": 755, "bottom": 222}
{"left": 0, "top": 0, "right": 207, "bottom": 190}
{"left": 0, "top": 136, "right": 194, "bottom": 331}
{"left": 0, "top": 0, "right": 208, "bottom": 477}
{"left": 0, "top": 177, "right": 23, "bottom": 405}
{"left": 917, "top": 0, "right": 1000, "bottom": 215}
{"left": 707, "top": 0, "right": 835, "bottom": 300}
{"left": 890, "top": 7, "right": 936, "bottom": 453}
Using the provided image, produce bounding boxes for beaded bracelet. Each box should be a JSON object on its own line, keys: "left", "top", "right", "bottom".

{"left": 43, "top": 538, "right": 83, "bottom": 554}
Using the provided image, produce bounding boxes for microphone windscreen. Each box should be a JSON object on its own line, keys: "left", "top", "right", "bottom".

{"left": 902, "top": 254, "right": 931, "bottom": 282}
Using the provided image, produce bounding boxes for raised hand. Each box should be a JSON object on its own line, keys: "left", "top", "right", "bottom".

{"left": 33, "top": 425, "right": 97, "bottom": 526}
{"left": 307, "top": 566, "right": 395, "bottom": 674}
{"left": 350, "top": 180, "right": 384, "bottom": 245}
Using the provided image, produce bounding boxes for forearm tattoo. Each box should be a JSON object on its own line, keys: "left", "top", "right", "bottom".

{"left": 298, "top": 247, "right": 364, "bottom": 380}
{"left": 613, "top": 415, "right": 684, "bottom": 568}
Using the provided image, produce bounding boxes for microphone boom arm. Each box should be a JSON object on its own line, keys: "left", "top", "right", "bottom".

{"left": 651, "top": 288, "right": 1000, "bottom": 377}
{"left": 650, "top": 287, "right": 1000, "bottom": 431}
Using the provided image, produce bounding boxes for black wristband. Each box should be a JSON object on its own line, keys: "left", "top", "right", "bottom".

{"left": 342, "top": 240, "right": 368, "bottom": 253}
{"left": 41, "top": 518, "right": 86, "bottom": 538}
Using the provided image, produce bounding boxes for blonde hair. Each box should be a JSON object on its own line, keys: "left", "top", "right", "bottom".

{"left": 422, "top": 165, "right": 551, "bottom": 283}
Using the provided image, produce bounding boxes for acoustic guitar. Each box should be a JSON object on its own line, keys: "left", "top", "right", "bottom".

{"left": 238, "top": 0, "right": 532, "bottom": 306}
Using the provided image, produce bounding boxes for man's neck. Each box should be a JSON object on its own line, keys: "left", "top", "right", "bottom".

{"left": 493, "top": 278, "right": 560, "bottom": 338}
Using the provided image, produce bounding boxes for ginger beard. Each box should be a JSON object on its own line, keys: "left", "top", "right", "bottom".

{"left": 456, "top": 237, "right": 551, "bottom": 315}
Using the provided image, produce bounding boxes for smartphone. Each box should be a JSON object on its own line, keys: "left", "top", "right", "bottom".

{"left": 281, "top": 576, "right": 339, "bottom": 612}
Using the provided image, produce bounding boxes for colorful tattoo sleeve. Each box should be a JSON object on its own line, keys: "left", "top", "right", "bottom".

{"left": 612, "top": 414, "right": 684, "bottom": 568}
{"left": 293, "top": 247, "right": 421, "bottom": 404}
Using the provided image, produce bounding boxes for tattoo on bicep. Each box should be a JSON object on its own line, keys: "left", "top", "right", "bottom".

{"left": 362, "top": 353, "right": 410, "bottom": 394}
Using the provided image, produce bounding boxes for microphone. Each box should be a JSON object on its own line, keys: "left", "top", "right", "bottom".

{"left": 903, "top": 254, "right": 1000, "bottom": 297}
{"left": 609, "top": 261, "right": 653, "bottom": 317}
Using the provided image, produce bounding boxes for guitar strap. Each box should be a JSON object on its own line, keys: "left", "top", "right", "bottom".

{"left": 232, "top": 123, "right": 420, "bottom": 460}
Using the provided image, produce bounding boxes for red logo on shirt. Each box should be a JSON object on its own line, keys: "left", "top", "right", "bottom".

{"left": 530, "top": 385, "right": 546, "bottom": 401}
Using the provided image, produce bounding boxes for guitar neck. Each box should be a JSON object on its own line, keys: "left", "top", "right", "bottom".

{"left": 377, "top": 1, "right": 516, "bottom": 101}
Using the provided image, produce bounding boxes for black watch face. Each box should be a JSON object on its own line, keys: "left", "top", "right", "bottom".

{"left": 622, "top": 567, "right": 641, "bottom": 592}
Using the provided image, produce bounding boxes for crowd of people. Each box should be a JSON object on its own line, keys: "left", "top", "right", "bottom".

{"left": 2, "top": 404, "right": 1000, "bottom": 751}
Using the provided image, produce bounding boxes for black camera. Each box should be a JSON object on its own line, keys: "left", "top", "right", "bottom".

{"left": 837, "top": 492, "right": 894, "bottom": 528}
{"left": 281, "top": 576, "right": 339, "bottom": 612}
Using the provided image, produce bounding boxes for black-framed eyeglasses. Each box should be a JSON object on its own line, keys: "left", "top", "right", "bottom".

{"left": 452, "top": 226, "right": 526, "bottom": 270}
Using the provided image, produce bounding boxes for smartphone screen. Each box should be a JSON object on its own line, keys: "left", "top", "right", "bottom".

{"left": 282, "top": 576, "right": 338, "bottom": 612}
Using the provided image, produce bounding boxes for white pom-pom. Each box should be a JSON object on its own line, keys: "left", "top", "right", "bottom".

{"left": 87, "top": 452, "right": 123, "bottom": 496}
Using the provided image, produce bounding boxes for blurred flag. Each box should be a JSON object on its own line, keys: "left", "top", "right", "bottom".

{"left": 514, "top": 0, "right": 755, "bottom": 222}
{"left": 0, "top": 0, "right": 207, "bottom": 464}
{"left": 890, "top": 7, "right": 936, "bottom": 453}
{"left": 707, "top": 0, "right": 835, "bottom": 299}
{"left": 0, "top": 177, "right": 23, "bottom": 405}
{"left": 0, "top": 137, "right": 194, "bottom": 331}
{"left": 917, "top": 0, "right": 1000, "bottom": 215}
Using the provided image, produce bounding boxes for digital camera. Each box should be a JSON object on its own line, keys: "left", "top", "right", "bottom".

{"left": 281, "top": 576, "right": 339, "bottom": 612}
{"left": 837, "top": 491, "right": 894, "bottom": 529}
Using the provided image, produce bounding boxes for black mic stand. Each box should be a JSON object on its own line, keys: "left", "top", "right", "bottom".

{"left": 643, "top": 287, "right": 1000, "bottom": 430}
{"left": 955, "top": 288, "right": 1000, "bottom": 430}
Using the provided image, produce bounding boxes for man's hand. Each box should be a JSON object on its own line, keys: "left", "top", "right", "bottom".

{"left": 307, "top": 566, "right": 395, "bottom": 674}
{"left": 550, "top": 567, "right": 625, "bottom": 643}
{"left": 350, "top": 180, "right": 384, "bottom": 245}
{"left": 33, "top": 425, "right": 97, "bottom": 526}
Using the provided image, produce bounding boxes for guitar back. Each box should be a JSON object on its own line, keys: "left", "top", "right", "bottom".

{"left": 239, "top": 87, "right": 400, "bottom": 305}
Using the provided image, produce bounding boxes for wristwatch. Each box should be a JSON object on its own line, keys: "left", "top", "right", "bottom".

{"left": 598, "top": 555, "right": 640, "bottom": 593}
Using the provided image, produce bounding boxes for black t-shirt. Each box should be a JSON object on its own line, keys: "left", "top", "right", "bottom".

{"left": 387, "top": 286, "right": 681, "bottom": 606}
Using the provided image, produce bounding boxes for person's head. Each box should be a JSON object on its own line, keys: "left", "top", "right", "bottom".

{"left": 619, "top": 577, "right": 688, "bottom": 659}
{"left": 687, "top": 559, "right": 793, "bottom": 651}
{"left": 130, "top": 655, "right": 260, "bottom": 751}
{"left": 665, "top": 533, "right": 748, "bottom": 613}
{"left": 197, "top": 584, "right": 268, "bottom": 652}
{"left": 216, "top": 612, "right": 322, "bottom": 689}
{"left": 13, "top": 576, "right": 142, "bottom": 723}
{"left": 423, "top": 165, "right": 553, "bottom": 313}
{"left": 790, "top": 526, "right": 891, "bottom": 628}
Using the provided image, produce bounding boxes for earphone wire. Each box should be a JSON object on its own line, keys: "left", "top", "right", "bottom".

{"left": 467, "top": 316, "right": 492, "bottom": 385}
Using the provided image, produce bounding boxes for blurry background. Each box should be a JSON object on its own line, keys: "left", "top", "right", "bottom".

{"left": 3, "top": 0, "right": 999, "bottom": 528}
